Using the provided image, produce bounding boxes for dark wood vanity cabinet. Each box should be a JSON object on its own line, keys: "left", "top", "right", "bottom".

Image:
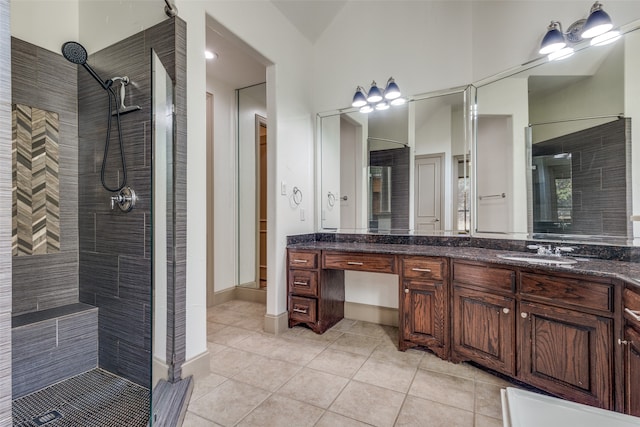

{"left": 451, "top": 261, "right": 516, "bottom": 376}
{"left": 623, "top": 287, "right": 640, "bottom": 416}
{"left": 399, "top": 256, "right": 448, "bottom": 358}
{"left": 518, "top": 272, "right": 616, "bottom": 409}
{"left": 287, "top": 249, "right": 344, "bottom": 334}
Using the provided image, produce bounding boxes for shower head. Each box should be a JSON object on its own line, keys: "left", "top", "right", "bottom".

{"left": 61, "top": 41, "right": 113, "bottom": 91}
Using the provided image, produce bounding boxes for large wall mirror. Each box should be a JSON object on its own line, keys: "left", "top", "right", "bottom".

{"left": 473, "top": 19, "right": 640, "bottom": 245}
{"left": 317, "top": 87, "right": 472, "bottom": 235}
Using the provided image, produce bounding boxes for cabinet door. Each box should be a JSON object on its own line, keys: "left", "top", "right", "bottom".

{"left": 452, "top": 285, "right": 515, "bottom": 375}
{"left": 401, "top": 280, "right": 447, "bottom": 358}
{"left": 624, "top": 326, "right": 640, "bottom": 416}
{"left": 519, "top": 301, "right": 613, "bottom": 409}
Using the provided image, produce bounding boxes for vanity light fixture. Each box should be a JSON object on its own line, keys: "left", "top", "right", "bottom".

{"left": 351, "top": 77, "right": 404, "bottom": 113}
{"left": 538, "top": 1, "right": 618, "bottom": 61}
{"left": 581, "top": 1, "right": 613, "bottom": 39}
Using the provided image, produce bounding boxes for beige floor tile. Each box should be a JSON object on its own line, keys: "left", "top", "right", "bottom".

{"left": 233, "top": 314, "right": 265, "bottom": 331}
{"left": 207, "top": 309, "right": 247, "bottom": 325}
{"left": 191, "top": 373, "right": 228, "bottom": 401}
{"left": 346, "top": 321, "right": 398, "bottom": 340}
{"left": 409, "top": 369, "right": 475, "bottom": 411}
{"left": 207, "top": 321, "right": 228, "bottom": 335}
{"left": 268, "top": 337, "right": 327, "bottom": 365}
{"left": 315, "top": 411, "right": 374, "bottom": 427}
{"left": 206, "top": 341, "right": 227, "bottom": 355}
{"left": 475, "top": 414, "right": 504, "bottom": 427}
{"left": 281, "top": 325, "right": 344, "bottom": 344}
{"left": 182, "top": 411, "right": 223, "bottom": 426}
{"left": 277, "top": 367, "right": 349, "bottom": 408}
{"left": 332, "top": 318, "right": 358, "bottom": 332}
{"left": 474, "top": 368, "right": 513, "bottom": 388}
{"left": 232, "top": 357, "right": 302, "bottom": 392}
{"left": 307, "top": 348, "right": 368, "bottom": 378}
{"left": 330, "top": 381, "right": 405, "bottom": 427}
{"left": 418, "top": 353, "right": 477, "bottom": 380}
{"left": 370, "top": 342, "right": 424, "bottom": 367}
{"left": 474, "top": 382, "right": 504, "bottom": 420}
{"left": 236, "top": 394, "right": 324, "bottom": 427}
{"left": 207, "top": 325, "right": 258, "bottom": 347}
{"left": 209, "top": 347, "right": 266, "bottom": 377}
{"left": 187, "top": 380, "right": 269, "bottom": 426}
{"left": 228, "top": 332, "right": 281, "bottom": 357}
{"left": 353, "top": 357, "right": 417, "bottom": 393}
{"left": 328, "top": 332, "right": 382, "bottom": 357}
{"left": 395, "top": 395, "right": 474, "bottom": 427}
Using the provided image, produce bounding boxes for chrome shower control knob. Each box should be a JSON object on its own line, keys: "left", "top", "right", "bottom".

{"left": 110, "top": 187, "right": 138, "bottom": 212}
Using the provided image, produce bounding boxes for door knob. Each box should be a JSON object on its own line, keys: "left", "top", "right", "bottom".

{"left": 502, "top": 308, "right": 510, "bottom": 314}
{"left": 521, "top": 312, "right": 528, "bottom": 318}
{"left": 404, "top": 288, "right": 409, "bottom": 294}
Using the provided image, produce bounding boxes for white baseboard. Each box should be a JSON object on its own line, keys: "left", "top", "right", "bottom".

{"left": 180, "top": 350, "right": 211, "bottom": 380}
{"left": 345, "top": 302, "right": 399, "bottom": 327}
{"left": 152, "top": 357, "right": 169, "bottom": 389}
{"left": 209, "top": 286, "right": 266, "bottom": 307}
{"left": 264, "top": 311, "right": 288, "bottom": 335}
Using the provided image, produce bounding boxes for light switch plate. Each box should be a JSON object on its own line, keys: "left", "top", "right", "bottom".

{"left": 280, "top": 181, "right": 287, "bottom": 196}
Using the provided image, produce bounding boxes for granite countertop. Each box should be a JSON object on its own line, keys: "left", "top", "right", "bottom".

{"left": 287, "top": 241, "right": 640, "bottom": 289}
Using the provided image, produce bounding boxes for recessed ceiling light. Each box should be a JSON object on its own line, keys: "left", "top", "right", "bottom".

{"left": 205, "top": 50, "right": 217, "bottom": 60}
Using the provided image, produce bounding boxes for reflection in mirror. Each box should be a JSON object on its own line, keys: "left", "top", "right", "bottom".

{"left": 152, "top": 49, "right": 173, "bottom": 387}
{"left": 318, "top": 88, "right": 470, "bottom": 234}
{"left": 474, "top": 19, "right": 639, "bottom": 244}
{"left": 237, "top": 83, "right": 266, "bottom": 289}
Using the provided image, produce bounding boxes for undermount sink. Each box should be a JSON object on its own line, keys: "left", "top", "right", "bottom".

{"left": 497, "top": 254, "right": 578, "bottom": 265}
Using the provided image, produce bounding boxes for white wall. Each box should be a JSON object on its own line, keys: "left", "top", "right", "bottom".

{"left": 206, "top": 75, "right": 238, "bottom": 294}
{"left": 625, "top": 30, "right": 640, "bottom": 240}
{"left": 11, "top": 0, "right": 78, "bottom": 52}
{"left": 312, "top": 1, "right": 473, "bottom": 113}
{"left": 176, "top": 0, "right": 315, "bottom": 360}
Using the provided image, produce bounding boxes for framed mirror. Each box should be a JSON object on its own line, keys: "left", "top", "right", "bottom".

{"left": 317, "top": 86, "right": 472, "bottom": 235}
{"left": 472, "top": 18, "right": 640, "bottom": 245}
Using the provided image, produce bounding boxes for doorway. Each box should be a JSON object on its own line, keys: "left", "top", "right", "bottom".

{"left": 257, "top": 115, "right": 267, "bottom": 288}
{"left": 414, "top": 153, "right": 444, "bottom": 232}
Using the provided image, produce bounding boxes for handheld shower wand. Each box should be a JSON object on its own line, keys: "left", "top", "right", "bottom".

{"left": 61, "top": 41, "right": 137, "bottom": 211}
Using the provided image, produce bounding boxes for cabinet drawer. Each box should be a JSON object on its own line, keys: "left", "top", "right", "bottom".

{"left": 289, "top": 296, "right": 317, "bottom": 323}
{"left": 520, "top": 272, "right": 613, "bottom": 313}
{"left": 402, "top": 256, "right": 444, "bottom": 280}
{"left": 289, "top": 270, "right": 318, "bottom": 297}
{"left": 323, "top": 252, "right": 396, "bottom": 274}
{"left": 452, "top": 261, "right": 514, "bottom": 292}
{"left": 288, "top": 250, "right": 318, "bottom": 269}
{"left": 624, "top": 288, "right": 640, "bottom": 327}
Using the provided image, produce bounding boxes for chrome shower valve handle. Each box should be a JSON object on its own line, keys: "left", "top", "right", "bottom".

{"left": 110, "top": 187, "right": 137, "bottom": 212}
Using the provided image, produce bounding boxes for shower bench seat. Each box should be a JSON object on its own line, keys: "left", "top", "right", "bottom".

{"left": 12, "top": 303, "right": 98, "bottom": 398}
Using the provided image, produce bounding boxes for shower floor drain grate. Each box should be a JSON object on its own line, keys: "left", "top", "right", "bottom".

{"left": 12, "top": 369, "right": 150, "bottom": 427}
{"left": 33, "top": 410, "right": 62, "bottom": 425}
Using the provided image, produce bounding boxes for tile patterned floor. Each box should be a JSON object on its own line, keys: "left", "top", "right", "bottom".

{"left": 184, "top": 300, "right": 513, "bottom": 427}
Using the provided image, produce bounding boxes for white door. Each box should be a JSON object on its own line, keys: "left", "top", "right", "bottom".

{"left": 415, "top": 154, "right": 443, "bottom": 232}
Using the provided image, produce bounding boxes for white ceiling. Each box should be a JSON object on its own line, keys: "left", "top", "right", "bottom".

{"left": 270, "top": 0, "right": 347, "bottom": 43}
{"left": 205, "top": 0, "right": 347, "bottom": 89}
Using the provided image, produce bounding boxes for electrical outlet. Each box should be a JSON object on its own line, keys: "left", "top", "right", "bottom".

{"left": 280, "top": 181, "right": 287, "bottom": 196}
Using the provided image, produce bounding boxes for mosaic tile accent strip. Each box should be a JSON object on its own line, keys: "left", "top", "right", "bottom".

{"left": 11, "top": 103, "right": 60, "bottom": 256}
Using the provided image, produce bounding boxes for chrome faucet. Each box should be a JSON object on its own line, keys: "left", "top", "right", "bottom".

{"left": 527, "top": 244, "right": 575, "bottom": 257}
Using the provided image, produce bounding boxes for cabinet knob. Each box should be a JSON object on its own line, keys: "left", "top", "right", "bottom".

{"left": 521, "top": 312, "right": 528, "bottom": 318}
{"left": 502, "top": 308, "right": 510, "bottom": 314}
{"left": 618, "top": 338, "right": 629, "bottom": 346}
{"left": 404, "top": 288, "right": 409, "bottom": 294}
